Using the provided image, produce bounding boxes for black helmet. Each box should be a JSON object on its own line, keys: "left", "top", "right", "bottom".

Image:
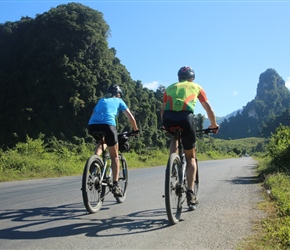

{"left": 107, "top": 84, "right": 123, "bottom": 97}
{"left": 177, "top": 66, "right": 195, "bottom": 80}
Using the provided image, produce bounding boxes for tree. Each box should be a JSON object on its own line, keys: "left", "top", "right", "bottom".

{"left": 0, "top": 3, "right": 164, "bottom": 150}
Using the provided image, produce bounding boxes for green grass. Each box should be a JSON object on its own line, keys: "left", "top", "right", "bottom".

{"left": 0, "top": 143, "right": 235, "bottom": 182}
{"left": 238, "top": 157, "right": 290, "bottom": 250}
{"left": 1, "top": 135, "right": 246, "bottom": 182}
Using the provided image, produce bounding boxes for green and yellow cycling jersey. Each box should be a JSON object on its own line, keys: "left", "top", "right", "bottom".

{"left": 163, "top": 81, "right": 208, "bottom": 112}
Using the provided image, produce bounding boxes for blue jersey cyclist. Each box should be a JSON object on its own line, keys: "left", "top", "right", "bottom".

{"left": 88, "top": 84, "right": 139, "bottom": 197}
{"left": 161, "top": 66, "right": 219, "bottom": 208}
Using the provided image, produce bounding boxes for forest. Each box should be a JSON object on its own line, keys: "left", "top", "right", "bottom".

{"left": 1, "top": 2, "right": 290, "bottom": 151}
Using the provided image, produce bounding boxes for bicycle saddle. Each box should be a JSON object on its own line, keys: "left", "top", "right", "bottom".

{"left": 92, "top": 131, "right": 106, "bottom": 141}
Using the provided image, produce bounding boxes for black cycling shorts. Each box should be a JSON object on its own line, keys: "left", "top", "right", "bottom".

{"left": 88, "top": 124, "right": 118, "bottom": 147}
{"left": 162, "top": 110, "right": 196, "bottom": 150}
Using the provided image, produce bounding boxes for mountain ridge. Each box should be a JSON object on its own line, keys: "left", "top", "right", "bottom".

{"left": 204, "top": 109, "right": 242, "bottom": 128}
{"left": 214, "top": 68, "right": 290, "bottom": 139}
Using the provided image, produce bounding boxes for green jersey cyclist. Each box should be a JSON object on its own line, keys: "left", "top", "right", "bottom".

{"left": 161, "top": 66, "right": 219, "bottom": 208}
{"left": 88, "top": 84, "right": 139, "bottom": 197}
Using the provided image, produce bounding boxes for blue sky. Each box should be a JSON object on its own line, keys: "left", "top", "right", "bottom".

{"left": 1, "top": 1, "right": 290, "bottom": 117}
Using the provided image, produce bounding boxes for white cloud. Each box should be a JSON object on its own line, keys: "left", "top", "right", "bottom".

{"left": 285, "top": 77, "right": 290, "bottom": 89}
{"left": 143, "top": 81, "right": 159, "bottom": 90}
{"left": 233, "top": 91, "right": 238, "bottom": 96}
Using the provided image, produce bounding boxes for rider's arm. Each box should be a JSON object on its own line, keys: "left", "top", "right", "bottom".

{"left": 198, "top": 89, "right": 218, "bottom": 129}
{"left": 201, "top": 101, "right": 218, "bottom": 129}
{"left": 123, "top": 109, "right": 139, "bottom": 131}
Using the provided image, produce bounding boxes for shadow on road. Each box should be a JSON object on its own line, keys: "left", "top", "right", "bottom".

{"left": 228, "top": 164, "right": 262, "bottom": 185}
{"left": 0, "top": 203, "right": 169, "bottom": 239}
{"left": 230, "top": 175, "right": 262, "bottom": 185}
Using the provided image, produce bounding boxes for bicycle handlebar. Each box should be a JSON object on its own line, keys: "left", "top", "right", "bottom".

{"left": 161, "top": 126, "right": 219, "bottom": 134}
{"left": 196, "top": 127, "right": 219, "bottom": 134}
{"left": 119, "top": 130, "right": 140, "bottom": 138}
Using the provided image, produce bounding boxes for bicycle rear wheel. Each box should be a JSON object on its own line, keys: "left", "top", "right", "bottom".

{"left": 194, "top": 158, "right": 199, "bottom": 200}
{"left": 165, "top": 153, "right": 182, "bottom": 225}
{"left": 82, "top": 155, "right": 106, "bottom": 213}
{"left": 115, "top": 154, "right": 129, "bottom": 203}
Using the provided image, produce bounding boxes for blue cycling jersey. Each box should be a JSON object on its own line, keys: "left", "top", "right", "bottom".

{"left": 88, "top": 97, "right": 128, "bottom": 126}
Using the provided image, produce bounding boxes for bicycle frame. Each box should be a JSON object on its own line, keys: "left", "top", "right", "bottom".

{"left": 91, "top": 134, "right": 112, "bottom": 192}
{"left": 82, "top": 131, "right": 133, "bottom": 214}
{"left": 171, "top": 127, "right": 187, "bottom": 192}
{"left": 163, "top": 126, "right": 218, "bottom": 224}
{"left": 96, "top": 130, "right": 134, "bottom": 191}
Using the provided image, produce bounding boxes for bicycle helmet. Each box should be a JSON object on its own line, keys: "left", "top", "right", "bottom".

{"left": 177, "top": 66, "right": 195, "bottom": 80}
{"left": 107, "top": 84, "right": 123, "bottom": 97}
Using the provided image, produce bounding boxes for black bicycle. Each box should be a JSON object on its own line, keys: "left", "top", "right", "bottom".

{"left": 81, "top": 131, "right": 135, "bottom": 214}
{"left": 163, "top": 127, "right": 217, "bottom": 225}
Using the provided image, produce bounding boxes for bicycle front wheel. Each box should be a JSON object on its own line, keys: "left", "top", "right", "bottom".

{"left": 165, "top": 153, "right": 182, "bottom": 225}
{"left": 115, "top": 154, "right": 129, "bottom": 203}
{"left": 82, "top": 155, "right": 106, "bottom": 213}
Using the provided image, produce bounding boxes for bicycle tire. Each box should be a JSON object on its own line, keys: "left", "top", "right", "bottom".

{"left": 165, "top": 153, "right": 182, "bottom": 225}
{"left": 115, "top": 154, "right": 129, "bottom": 203}
{"left": 82, "top": 155, "right": 106, "bottom": 213}
{"left": 194, "top": 158, "right": 199, "bottom": 200}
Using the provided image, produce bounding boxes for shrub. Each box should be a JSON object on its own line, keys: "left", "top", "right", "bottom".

{"left": 267, "top": 125, "right": 290, "bottom": 173}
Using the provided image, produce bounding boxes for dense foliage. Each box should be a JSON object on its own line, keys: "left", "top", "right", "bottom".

{"left": 0, "top": 3, "right": 158, "bottom": 149}
{"left": 0, "top": 3, "right": 206, "bottom": 151}
{"left": 266, "top": 125, "right": 290, "bottom": 174}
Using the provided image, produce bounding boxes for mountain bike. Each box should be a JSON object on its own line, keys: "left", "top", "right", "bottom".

{"left": 81, "top": 131, "right": 135, "bottom": 214}
{"left": 163, "top": 127, "right": 217, "bottom": 225}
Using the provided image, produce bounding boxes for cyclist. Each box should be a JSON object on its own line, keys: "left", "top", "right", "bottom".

{"left": 161, "top": 66, "right": 219, "bottom": 208}
{"left": 88, "top": 84, "right": 139, "bottom": 197}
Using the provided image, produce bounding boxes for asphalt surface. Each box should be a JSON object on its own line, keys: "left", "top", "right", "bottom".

{"left": 0, "top": 157, "right": 266, "bottom": 249}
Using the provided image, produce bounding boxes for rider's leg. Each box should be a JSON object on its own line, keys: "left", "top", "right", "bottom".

{"left": 95, "top": 138, "right": 107, "bottom": 155}
{"left": 169, "top": 137, "right": 178, "bottom": 154}
{"left": 107, "top": 143, "right": 119, "bottom": 182}
{"left": 108, "top": 143, "right": 123, "bottom": 197}
{"left": 184, "top": 147, "right": 197, "bottom": 191}
{"left": 185, "top": 147, "right": 198, "bottom": 206}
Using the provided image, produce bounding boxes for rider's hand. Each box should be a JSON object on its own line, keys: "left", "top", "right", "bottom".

{"left": 209, "top": 125, "right": 219, "bottom": 134}
{"left": 132, "top": 129, "right": 140, "bottom": 136}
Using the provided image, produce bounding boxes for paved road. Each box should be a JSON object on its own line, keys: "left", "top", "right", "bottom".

{"left": 0, "top": 157, "right": 265, "bottom": 249}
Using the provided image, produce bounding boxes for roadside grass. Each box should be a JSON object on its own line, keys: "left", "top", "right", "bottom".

{"left": 0, "top": 135, "right": 242, "bottom": 182}
{"left": 0, "top": 139, "right": 235, "bottom": 182}
{"left": 238, "top": 157, "right": 290, "bottom": 250}
{"left": 0, "top": 137, "right": 93, "bottom": 181}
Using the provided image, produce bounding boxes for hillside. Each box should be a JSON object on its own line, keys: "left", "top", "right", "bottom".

{"left": 0, "top": 3, "right": 289, "bottom": 149}
{"left": 216, "top": 69, "right": 290, "bottom": 139}
{"left": 0, "top": 3, "right": 165, "bottom": 150}
{"left": 204, "top": 109, "right": 242, "bottom": 128}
